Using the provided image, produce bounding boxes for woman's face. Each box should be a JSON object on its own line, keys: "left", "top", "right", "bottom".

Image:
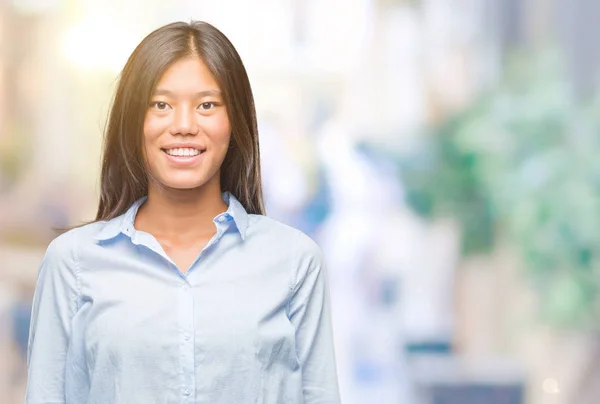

{"left": 143, "top": 56, "right": 230, "bottom": 191}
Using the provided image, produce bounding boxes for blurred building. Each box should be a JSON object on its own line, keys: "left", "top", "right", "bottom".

{"left": 1, "top": 1, "right": 599, "bottom": 403}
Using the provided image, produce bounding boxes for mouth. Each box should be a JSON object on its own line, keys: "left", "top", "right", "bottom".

{"left": 161, "top": 147, "right": 205, "bottom": 166}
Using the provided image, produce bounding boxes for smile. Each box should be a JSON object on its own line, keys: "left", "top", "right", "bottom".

{"left": 162, "top": 147, "right": 202, "bottom": 157}
{"left": 161, "top": 147, "right": 205, "bottom": 166}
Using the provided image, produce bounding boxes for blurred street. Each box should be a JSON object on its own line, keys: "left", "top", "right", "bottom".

{"left": 2, "top": 1, "right": 600, "bottom": 403}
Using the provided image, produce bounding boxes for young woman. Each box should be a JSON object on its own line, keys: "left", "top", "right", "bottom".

{"left": 25, "top": 21, "right": 340, "bottom": 404}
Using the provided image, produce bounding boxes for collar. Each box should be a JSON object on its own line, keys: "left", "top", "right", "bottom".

{"left": 94, "top": 191, "right": 249, "bottom": 242}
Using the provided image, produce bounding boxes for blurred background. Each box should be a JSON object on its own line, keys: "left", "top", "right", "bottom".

{"left": 1, "top": 0, "right": 599, "bottom": 403}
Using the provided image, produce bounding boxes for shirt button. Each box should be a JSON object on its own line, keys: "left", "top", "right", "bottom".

{"left": 184, "top": 333, "right": 191, "bottom": 340}
{"left": 184, "top": 388, "right": 191, "bottom": 396}
{"left": 217, "top": 216, "right": 225, "bottom": 222}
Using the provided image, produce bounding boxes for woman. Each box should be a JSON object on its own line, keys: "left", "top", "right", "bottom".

{"left": 25, "top": 21, "right": 340, "bottom": 404}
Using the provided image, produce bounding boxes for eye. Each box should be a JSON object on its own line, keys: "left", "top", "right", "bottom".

{"left": 150, "top": 101, "right": 171, "bottom": 111}
{"left": 198, "top": 102, "right": 216, "bottom": 111}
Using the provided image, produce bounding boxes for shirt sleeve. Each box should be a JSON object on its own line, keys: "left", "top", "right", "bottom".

{"left": 26, "top": 231, "right": 79, "bottom": 404}
{"left": 288, "top": 233, "right": 341, "bottom": 404}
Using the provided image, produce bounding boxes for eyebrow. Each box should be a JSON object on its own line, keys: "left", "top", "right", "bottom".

{"left": 152, "top": 89, "right": 222, "bottom": 98}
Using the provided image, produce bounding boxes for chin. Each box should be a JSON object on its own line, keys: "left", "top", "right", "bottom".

{"left": 162, "top": 180, "right": 206, "bottom": 190}
{"left": 157, "top": 170, "right": 220, "bottom": 191}
{"left": 150, "top": 173, "right": 201, "bottom": 190}
{"left": 166, "top": 183, "right": 203, "bottom": 190}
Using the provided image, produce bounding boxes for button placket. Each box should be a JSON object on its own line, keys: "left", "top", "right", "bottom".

{"left": 178, "top": 280, "right": 195, "bottom": 401}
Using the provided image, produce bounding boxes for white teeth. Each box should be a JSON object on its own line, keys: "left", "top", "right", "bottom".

{"left": 165, "top": 148, "right": 200, "bottom": 157}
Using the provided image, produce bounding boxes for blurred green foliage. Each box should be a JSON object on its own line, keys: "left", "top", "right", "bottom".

{"left": 0, "top": 121, "right": 28, "bottom": 193}
{"left": 400, "top": 52, "right": 600, "bottom": 329}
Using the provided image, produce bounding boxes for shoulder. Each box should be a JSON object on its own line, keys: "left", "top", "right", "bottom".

{"left": 37, "top": 227, "right": 81, "bottom": 281}
{"left": 44, "top": 227, "right": 78, "bottom": 261}
{"left": 73, "top": 220, "right": 110, "bottom": 241}
{"left": 43, "top": 221, "right": 106, "bottom": 262}
{"left": 248, "top": 214, "right": 320, "bottom": 248}
{"left": 247, "top": 214, "right": 324, "bottom": 270}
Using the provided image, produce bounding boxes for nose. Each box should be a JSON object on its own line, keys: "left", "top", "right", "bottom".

{"left": 169, "top": 107, "right": 199, "bottom": 136}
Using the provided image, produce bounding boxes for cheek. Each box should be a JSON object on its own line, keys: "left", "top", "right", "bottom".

{"left": 204, "top": 114, "right": 231, "bottom": 150}
{"left": 143, "top": 115, "right": 164, "bottom": 142}
{"left": 142, "top": 117, "right": 164, "bottom": 171}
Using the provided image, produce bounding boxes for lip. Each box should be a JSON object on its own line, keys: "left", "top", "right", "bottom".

{"left": 161, "top": 144, "right": 205, "bottom": 167}
{"left": 161, "top": 142, "right": 206, "bottom": 152}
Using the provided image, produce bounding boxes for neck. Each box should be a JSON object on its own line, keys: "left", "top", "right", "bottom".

{"left": 135, "top": 181, "right": 228, "bottom": 241}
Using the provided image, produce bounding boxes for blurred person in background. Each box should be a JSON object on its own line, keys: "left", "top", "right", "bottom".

{"left": 25, "top": 21, "right": 339, "bottom": 404}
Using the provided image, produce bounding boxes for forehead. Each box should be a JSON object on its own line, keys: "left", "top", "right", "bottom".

{"left": 155, "top": 57, "right": 220, "bottom": 92}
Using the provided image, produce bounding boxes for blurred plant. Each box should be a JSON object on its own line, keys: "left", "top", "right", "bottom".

{"left": 0, "top": 121, "right": 28, "bottom": 193}
{"left": 399, "top": 51, "right": 600, "bottom": 330}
